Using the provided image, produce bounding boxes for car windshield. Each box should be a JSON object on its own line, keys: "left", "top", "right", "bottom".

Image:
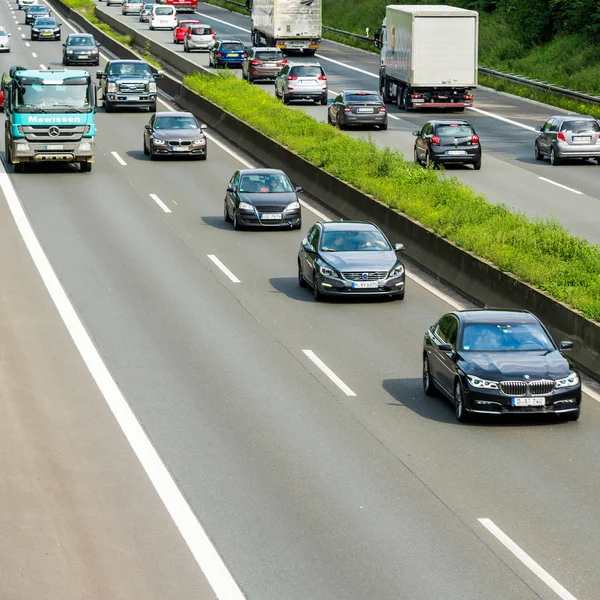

{"left": 154, "top": 6, "right": 173, "bottom": 14}
{"left": 255, "top": 51, "right": 282, "bottom": 60}
{"left": 29, "top": 6, "right": 46, "bottom": 11}
{"left": 461, "top": 323, "right": 554, "bottom": 352}
{"left": 436, "top": 124, "right": 473, "bottom": 137}
{"left": 239, "top": 174, "right": 293, "bottom": 193}
{"left": 345, "top": 93, "right": 380, "bottom": 103}
{"left": 191, "top": 27, "right": 212, "bottom": 35}
{"left": 155, "top": 116, "right": 198, "bottom": 129}
{"left": 220, "top": 42, "right": 244, "bottom": 51}
{"left": 108, "top": 62, "right": 152, "bottom": 77}
{"left": 0, "top": 27, "right": 6, "bottom": 35}
{"left": 68, "top": 36, "right": 95, "bottom": 46}
{"left": 560, "top": 119, "right": 600, "bottom": 133}
{"left": 290, "top": 66, "right": 322, "bottom": 77}
{"left": 321, "top": 229, "right": 391, "bottom": 252}
{"left": 35, "top": 19, "right": 56, "bottom": 26}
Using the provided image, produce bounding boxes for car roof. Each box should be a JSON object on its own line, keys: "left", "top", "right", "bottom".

{"left": 239, "top": 168, "right": 286, "bottom": 176}
{"left": 110, "top": 59, "right": 149, "bottom": 64}
{"left": 155, "top": 111, "right": 196, "bottom": 118}
{"left": 288, "top": 61, "right": 321, "bottom": 66}
{"left": 342, "top": 90, "right": 379, "bottom": 95}
{"left": 217, "top": 39, "right": 244, "bottom": 44}
{"left": 455, "top": 309, "right": 539, "bottom": 324}
{"left": 189, "top": 23, "right": 211, "bottom": 27}
{"left": 320, "top": 221, "right": 380, "bottom": 231}
{"left": 251, "top": 47, "right": 282, "bottom": 51}
{"left": 67, "top": 32, "right": 93, "bottom": 37}
{"left": 429, "top": 120, "right": 472, "bottom": 126}
{"left": 552, "top": 115, "right": 597, "bottom": 121}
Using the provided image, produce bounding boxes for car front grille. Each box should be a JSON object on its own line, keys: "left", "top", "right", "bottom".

{"left": 254, "top": 205, "right": 283, "bottom": 213}
{"left": 168, "top": 140, "right": 192, "bottom": 146}
{"left": 500, "top": 380, "right": 555, "bottom": 397}
{"left": 118, "top": 83, "right": 147, "bottom": 93}
{"left": 342, "top": 271, "right": 388, "bottom": 281}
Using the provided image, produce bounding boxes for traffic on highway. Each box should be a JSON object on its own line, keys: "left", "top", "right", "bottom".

{"left": 0, "top": 0, "right": 599, "bottom": 599}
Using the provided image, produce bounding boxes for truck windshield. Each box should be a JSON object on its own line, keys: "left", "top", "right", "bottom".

{"left": 15, "top": 83, "right": 92, "bottom": 112}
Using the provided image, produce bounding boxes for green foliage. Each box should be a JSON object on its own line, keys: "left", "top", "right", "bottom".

{"left": 184, "top": 71, "right": 600, "bottom": 321}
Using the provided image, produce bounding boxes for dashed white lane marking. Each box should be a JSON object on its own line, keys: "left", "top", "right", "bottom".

{"left": 207, "top": 254, "right": 241, "bottom": 283}
{"left": 149, "top": 193, "right": 171, "bottom": 213}
{"left": 479, "top": 518, "right": 577, "bottom": 600}
{"left": 25, "top": 41, "right": 29, "bottom": 46}
{"left": 0, "top": 164, "right": 247, "bottom": 600}
{"left": 110, "top": 151, "right": 127, "bottom": 166}
{"left": 303, "top": 349, "right": 356, "bottom": 397}
{"left": 39, "top": 63, "right": 46, "bottom": 69}
{"left": 31, "top": 52, "right": 37, "bottom": 58}
{"left": 538, "top": 177, "right": 583, "bottom": 195}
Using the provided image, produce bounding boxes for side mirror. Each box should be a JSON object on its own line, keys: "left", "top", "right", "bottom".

{"left": 7, "top": 34, "right": 11, "bottom": 37}
{"left": 226, "top": 186, "right": 235, "bottom": 192}
{"left": 560, "top": 340, "right": 574, "bottom": 349}
{"left": 302, "top": 242, "right": 314, "bottom": 253}
{"left": 412, "top": 131, "right": 420, "bottom": 136}
{"left": 96, "top": 71, "right": 104, "bottom": 80}
{"left": 62, "top": 43, "right": 65, "bottom": 46}
{"left": 144, "top": 124, "right": 152, "bottom": 131}
{"left": 395, "top": 243, "right": 405, "bottom": 252}
{"left": 200, "top": 124, "right": 207, "bottom": 129}
{"left": 295, "top": 186, "right": 302, "bottom": 192}
{"left": 535, "top": 125, "right": 542, "bottom": 131}
{"left": 438, "top": 343, "right": 453, "bottom": 352}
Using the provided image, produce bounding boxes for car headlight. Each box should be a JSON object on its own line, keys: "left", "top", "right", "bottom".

{"left": 238, "top": 201, "right": 253, "bottom": 211}
{"left": 148, "top": 82, "right": 157, "bottom": 93}
{"left": 66, "top": 49, "right": 74, "bottom": 54}
{"left": 191, "top": 138, "right": 206, "bottom": 145}
{"left": 389, "top": 263, "right": 404, "bottom": 278}
{"left": 285, "top": 201, "right": 300, "bottom": 211}
{"left": 91, "top": 48, "right": 98, "bottom": 54}
{"left": 32, "top": 28, "right": 39, "bottom": 32}
{"left": 555, "top": 373, "right": 579, "bottom": 388}
{"left": 53, "top": 27, "right": 60, "bottom": 32}
{"left": 107, "top": 82, "right": 117, "bottom": 92}
{"left": 319, "top": 264, "right": 339, "bottom": 278}
{"left": 152, "top": 138, "right": 166, "bottom": 145}
{"left": 466, "top": 375, "right": 499, "bottom": 390}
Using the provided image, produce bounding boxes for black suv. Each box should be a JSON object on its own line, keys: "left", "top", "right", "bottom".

{"left": 96, "top": 59, "right": 162, "bottom": 113}
{"left": 413, "top": 119, "right": 482, "bottom": 170}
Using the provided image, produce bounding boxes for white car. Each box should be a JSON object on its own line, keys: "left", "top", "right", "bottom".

{"left": 122, "top": 1, "right": 143, "bottom": 14}
{"left": 0, "top": 26, "right": 11, "bottom": 52}
{"left": 149, "top": 5, "right": 177, "bottom": 30}
{"left": 18, "top": 0, "right": 38, "bottom": 10}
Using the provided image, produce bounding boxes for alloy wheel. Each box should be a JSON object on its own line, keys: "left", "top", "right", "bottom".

{"left": 454, "top": 381, "right": 468, "bottom": 422}
{"left": 423, "top": 356, "right": 434, "bottom": 396}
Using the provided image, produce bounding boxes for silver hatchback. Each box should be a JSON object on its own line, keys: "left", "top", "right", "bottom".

{"left": 183, "top": 24, "right": 214, "bottom": 52}
{"left": 275, "top": 61, "right": 327, "bottom": 105}
{"left": 535, "top": 115, "right": 600, "bottom": 165}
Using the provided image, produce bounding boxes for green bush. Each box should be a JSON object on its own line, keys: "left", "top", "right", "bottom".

{"left": 184, "top": 71, "right": 600, "bottom": 321}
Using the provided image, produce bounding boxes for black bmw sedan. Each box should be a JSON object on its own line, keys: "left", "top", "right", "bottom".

{"left": 298, "top": 221, "right": 406, "bottom": 300}
{"left": 423, "top": 309, "right": 581, "bottom": 422}
{"left": 224, "top": 169, "right": 302, "bottom": 230}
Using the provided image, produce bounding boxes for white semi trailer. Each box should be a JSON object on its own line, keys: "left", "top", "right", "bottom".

{"left": 374, "top": 5, "right": 478, "bottom": 111}
{"left": 245, "top": 0, "right": 322, "bottom": 55}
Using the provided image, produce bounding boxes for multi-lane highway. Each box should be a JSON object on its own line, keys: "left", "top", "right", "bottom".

{"left": 96, "top": 1, "right": 600, "bottom": 244}
{"left": 2, "top": 0, "right": 600, "bottom": 598}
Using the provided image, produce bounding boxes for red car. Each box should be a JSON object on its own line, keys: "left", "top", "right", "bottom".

{"left": 0, "top": 88, "right": 4, "bottom": 112}
{"left": 173, "top": 20, "right": 201, "bottom": 44}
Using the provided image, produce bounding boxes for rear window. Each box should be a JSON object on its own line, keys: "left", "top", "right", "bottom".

{"left": 191, "top": 27, "right": 212, "bottom": 35}
{"left": 254, "top": 51, "right": 282, "bottom": 61}
{"left": 436, "top": 124, "right": 474, "bottom": 137}
{"left": 345, "top": 93, "right": 381, "bottom": 103}
{"left": 154, "top": 6, "right": 173, "bottom": 15}
{"left": 220, "top": 42, "right": 244, "bottom": 51}
{"left": 290, "top": 66, "right": 323, "bottom": 77}
{"left": 560, "top": 119, "right": 600, "bottom": 133}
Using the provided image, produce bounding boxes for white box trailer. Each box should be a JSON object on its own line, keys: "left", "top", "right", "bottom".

{"left": 246, "top": 0, "right": 322, "bottom": 55}
{"left": 375, "top": 5, "right": 478, "bottom": 111}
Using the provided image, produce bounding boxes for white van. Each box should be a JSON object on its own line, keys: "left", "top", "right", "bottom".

{"left": 149, "top": 5, "right": 177, "bottom": 30}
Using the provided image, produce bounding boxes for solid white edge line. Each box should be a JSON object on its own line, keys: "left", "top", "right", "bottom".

{"left": 582, "top": 383, "right": 600, "bottom": 404}
{"left": 207, "top": 254, "right": 241, "bottom": 283}
{"left": 478, "top": 518, "right": 577, "bottom": 600}
{"left": 303, "top": 349, "right": 356, "bottom": 397}
{"left": 538, "top": 177, "right": 583, "bottom": 195}
{"left": 149, "top": 193, "right": 172, "bottom": 213}
{"left": 467, "top": 106, "right": 537, "bottom": 132}
{"left": 0, "top": 165, "right": 246, "bottom": 600}
{"left": 25, "top": 41, "right": 30, "bottom": 46}
{"left": 110, "top": 151, "right": 127, "bottom": 166}
{"left": 405, "top": 271, "right": 465, "bottom": 311}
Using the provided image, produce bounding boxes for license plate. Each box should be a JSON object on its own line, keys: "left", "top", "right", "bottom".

{"left": 573, "top": 136, "right": 591, "bottom": 143}
{"left": 227, "top": 53, "right": 239, "bottom": 57}
{"left": 411, "top": 99, "right": 425, "bottom": 103}
{"left": 45, "top": 144, "right": 63, "bottom": 150}
{"left": 42, "top": 32, "right": 52, "bottom": 36}
{"left": 171, "top": 146, "right": 188, "bottom": 152}
{"left": 78, "top": 55, "right": 89, "bottom": 58}
{"left": 357, "top": 107, "right": 374, "bottom": 113}
{"left": 447, "top": 150, "right": 467, "bottom": 156}
{"left": 512, "top": 397, "right": 545, "bottom": 407}
{"left": 260, "top": 213, "right": 281, "bottom": 220}
{"left": 352, "top": 281, "right": 379, "bottom": 289}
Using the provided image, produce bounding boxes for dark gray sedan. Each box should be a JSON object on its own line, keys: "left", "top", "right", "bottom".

{"left": 224, "top": 169, "right": 302, "bottom": 230}
{"left": 298, "top": 221, "right": 406, "bottom": 301}
{"left": 327, "top": 90, "right": 388, "bottom": 130}
{"left": 535, "top": 115, "right": 600, "bottom": 165}
{"left": 62, "top": 33, "right": 100, "bottom": 66}
{"left": 143, "top": 112, "right": 207, "bottom": 159}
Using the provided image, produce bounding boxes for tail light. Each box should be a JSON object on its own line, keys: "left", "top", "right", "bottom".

{"left": 317, "top": 75, "right": 326, "bottom": 81}
{"left": 216, "top": 52, "right": 223, "bottom": 57}
{"left": 250, "top": 59, "right": 261, "bottom": 65}
{"left": 210, "top": 28, "right": 215, "bottom": 34}
{"left": 378, "top": 106, "right": 386, "bottom": 113}
{"left": 211, "top": 33, "right": 216, "bottom": 38}
{"left": 410, "top": 94, "right": 422, "bottom": 99}
{"left": 471, "top": 134, "right": 479, "bottom": 144}
{"left": 187, "top": 32, "right": 192, "bottom": 38}
{"left": 557, "top": 132, "right": 566, "bottom": 141}
{"left": 344, "top": 107, "right": 351, "bottom": 113}
{"left": 431, "top": 135, "right": 441, "bottom": 146}
{"left": 242, "top": 52, "right": 248, "bottom": 57}
{"left": 278, "top": 59, "right": 288, "bottom": 65}
{"left": 288, "top": 75, "right": 298, "bottom": 80}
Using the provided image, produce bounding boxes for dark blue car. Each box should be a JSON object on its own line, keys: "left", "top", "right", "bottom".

{"left": 208, "top": 39, "right": 247, "bottom": 68}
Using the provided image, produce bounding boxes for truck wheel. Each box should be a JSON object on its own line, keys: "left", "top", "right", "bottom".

{"left": 303, "top": 49, "right": 316, "bottom": 56}
{"left": 148, "top": 101, "right": 157, "bottom": 112}
{"left": 14, "top": 162, "right": 25, "bottom": 173}
{"left": 80, "top": 161, "right": 92, "bottom": 172}
{"left": 380, "top": 78, "right": 390, "bottom": 103}
{"left": 105, "top": 101, "right": 114, "bottom": 113}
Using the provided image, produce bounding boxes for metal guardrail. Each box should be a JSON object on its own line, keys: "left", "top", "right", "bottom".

{"left": 206, "top": 0, "right": 600, "bottom": 106}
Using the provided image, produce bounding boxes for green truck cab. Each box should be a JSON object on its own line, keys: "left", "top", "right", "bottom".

{"left": 2, "top": 67, "right": 96, "bottom": 172}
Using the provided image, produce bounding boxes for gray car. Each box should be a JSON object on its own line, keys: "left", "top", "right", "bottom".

{"left": 139, "top": 3, "right": 155, "bottom": 22}
{"left": 143, "top": 111, "right": 207, "bottom": 160}
{"left": 275, "top": 61, "right": 328, "bottom": 105}
{"left": 535, "top": 115, "right": 600, "bottom": 165}
{"left": 327, "top": 90, "right": 388, "bottom": 130}
{"left": 298, "top": 221, "right": 406, "bottom": 301}
{"left": 242, "top": 47, "right": 285, "bottom": 83}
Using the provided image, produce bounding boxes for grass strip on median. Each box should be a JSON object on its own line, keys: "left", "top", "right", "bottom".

{"left": 183, "top": 71, "right": 600, "bottom": 322}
